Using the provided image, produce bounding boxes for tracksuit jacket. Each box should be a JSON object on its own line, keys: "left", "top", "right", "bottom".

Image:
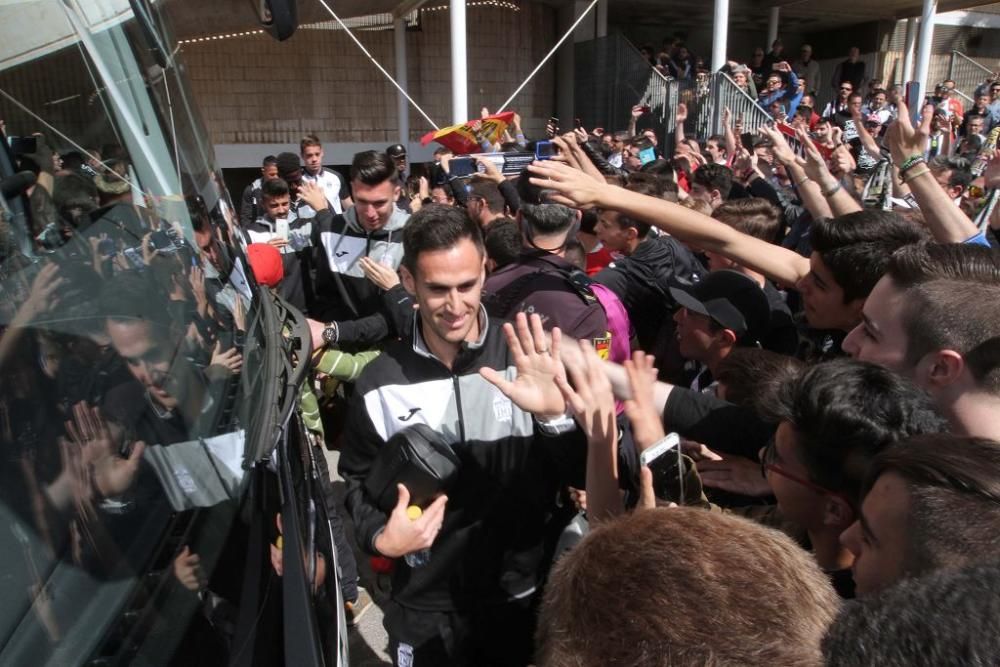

{"left": 338, "top": 310, "right": 586, "bottom": 611}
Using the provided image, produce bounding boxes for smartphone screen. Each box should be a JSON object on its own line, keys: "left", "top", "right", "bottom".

{"left": 535, "top": 141, "right": 558, "bottom": 160}
{"left": 640, "top": 433, "right": 686, "bottom": 504}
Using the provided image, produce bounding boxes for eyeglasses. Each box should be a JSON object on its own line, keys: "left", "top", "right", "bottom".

{"left": 759, "top": 438, "right": 855, "bottom": 508}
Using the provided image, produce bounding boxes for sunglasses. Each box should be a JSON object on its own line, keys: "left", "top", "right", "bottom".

{"left": 759, "top": 438, "right": 855, "bottom": 508}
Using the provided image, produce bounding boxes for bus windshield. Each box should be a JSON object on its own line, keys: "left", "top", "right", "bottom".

{"left": 0, "top": 1, "right": 278, "bottom": 663}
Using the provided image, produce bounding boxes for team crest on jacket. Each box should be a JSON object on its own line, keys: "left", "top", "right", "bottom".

{"left": 492, "top": 392, "right": 513, "bottom": 423}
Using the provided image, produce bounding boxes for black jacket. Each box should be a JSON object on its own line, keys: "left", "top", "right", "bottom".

{"left": 338, "top": 312, "right": 586, "bottom": 611}
{"left": 594, "top": 235, "right": 704, "bottom": 351}
{"left": 311, "top": 206, "right": 408, "bottom": 345}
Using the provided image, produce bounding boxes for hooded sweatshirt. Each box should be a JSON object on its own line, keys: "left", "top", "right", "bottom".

{"left": 311, "top": 205, "right": 409, "bottom": 345}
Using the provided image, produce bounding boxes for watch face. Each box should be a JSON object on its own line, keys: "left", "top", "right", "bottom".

{"left": 322, "top": 327, "right": 336, "bottom": 344}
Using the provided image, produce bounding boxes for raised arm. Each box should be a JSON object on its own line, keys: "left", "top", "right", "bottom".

{"left": 887, "top": 101, "right": 980, "bottom": 243}
{"left": 528, "top": 161, "right": 811, "bottom": 287}
{"left": 759, "top": 125, "right": 833, "bottom": 220}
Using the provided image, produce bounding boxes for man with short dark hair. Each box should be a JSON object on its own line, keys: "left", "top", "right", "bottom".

{"left": 339, "top": 205, "right": 584, "bottom": 666}
{"left": 308, "top": 151, "right": 409, "bottom": 347}
{"left": 840, "top": 433, "right": 1000, "bottom": 597}
{"left": 238, "top": 155, "right": 277, "bottom": 228}
{"left": 842, "top": 242, "right": 1000, "bottom": 440}
{"left": 759, "top": 359, "right": 948, "bottom": 597}
{"left": 483, "top": 200, "right": 608, "bottom": 344}
{"left": 244, "top": 177, "right": 310, "bottom": 311}
{"left": 689, "top": 163, "right": 733, "bottom": 211}
{"left": 590, "top": 181, "right": 705, "bottom": 353}
{"left": 465, "top": 179, "right": 505, "bottom": 228}
{"left": 823, "top": 561, "right": 1000, "bottom": 667}
{"left": 927, "top": 155, "right": 973, "bottom": 202}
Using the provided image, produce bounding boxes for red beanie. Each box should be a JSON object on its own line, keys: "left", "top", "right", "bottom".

{"left": 246, "top": 243, "right": 284, "bottom": 288}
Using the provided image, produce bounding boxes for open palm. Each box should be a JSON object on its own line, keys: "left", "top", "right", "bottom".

{"left": 480, "top": 313, "right": 566, "bottom": 418}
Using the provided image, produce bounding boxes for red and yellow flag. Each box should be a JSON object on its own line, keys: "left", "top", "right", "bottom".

{"left": 420, "top": 112, "right": 515, "bottom": 155}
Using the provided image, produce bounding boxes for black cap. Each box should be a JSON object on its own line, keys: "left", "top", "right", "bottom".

{"left": 386, "top": 144, "right": 407, "bottom": 158}
{"left": 669, "top": 270, "right": 770, "bottom": 343}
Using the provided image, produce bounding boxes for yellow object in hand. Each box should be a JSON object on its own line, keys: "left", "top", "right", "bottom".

{"left": 406, "top": 505, "right": 423, "bottom": 521}
{"left": 275, "top": 535, "right": 283, "bottom": 549}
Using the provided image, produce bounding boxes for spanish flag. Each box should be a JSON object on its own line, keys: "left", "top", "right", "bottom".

{"left": 420, "top": 112, "right": 515, "bottom": 155}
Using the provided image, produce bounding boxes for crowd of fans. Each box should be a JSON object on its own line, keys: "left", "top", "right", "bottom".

{"left": 4, "top": 30, "right": 1000, "bottom": 667}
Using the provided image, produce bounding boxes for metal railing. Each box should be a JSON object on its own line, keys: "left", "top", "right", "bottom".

{"left": 948, "top": 50, "right": 993, "bottom": 104}
{"left": 574, "top": 34, "right": 676, "bottom": 150}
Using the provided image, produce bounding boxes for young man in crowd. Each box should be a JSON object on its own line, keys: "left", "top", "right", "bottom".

{"left": 842, "top": 242, "right": 1000, "bottom": 441}
{"left": 307, "top": 151, "right": 409, "bottom": 348}
{"left": 840, "top": 433, "right": 1000, "bottom": 597}
{"left": 589, "top": 181, "right": 704, "bottom": 354}
{"left": 339, "top": 205, "right": 585, "bottom": 666}
{"left": 243, "top": 177, "right": 310, "bottom": 311}
{"left": 529, "top": 161, "right": 926, "bottom": 346}
{"left": 484, "top": 199, "right": 609, "bottom": 343}
{"left": 670, "top": 269, "right": 771, "bottom": 392}
{"left": 238, "top": 154, "right": 277, "bottom": 228}
{"left": 300, "top": 134, "right": 351, "bottom": 216}
{"left": 465, "top": 179, "right": 506, "bottom": 228}
{"left": 758, "top": 359, "right": 947, "bottom": 597}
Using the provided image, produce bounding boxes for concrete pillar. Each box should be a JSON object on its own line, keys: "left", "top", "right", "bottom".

{"left": 394, "top": 17, "right": 409, "bottom": 146}
{"left": 596, "top": 0, "right": 608, "bottom": 38}
{"left": 711, "top": 0, "right": 730, "bottom": 73}
{"left": 767, "top": 7, "right": 780, "bottom": 48}
{"left": 556, "top": 3, "right": 576, "bottom": 125}
{"left": 450, "top": 0, "right": 468, "bottom": 123}
{"left": 914, "top": 0, "right": 937, "bottom": 112}
{"left": 902, "top": 17, "right": 917, "bottom": 83}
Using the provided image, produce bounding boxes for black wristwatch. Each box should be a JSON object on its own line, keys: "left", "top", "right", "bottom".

{"left": 321, "top": 322, "right": 339, "bottom": 346}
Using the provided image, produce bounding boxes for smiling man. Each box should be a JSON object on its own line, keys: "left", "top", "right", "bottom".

{"left": 338, "top": 205, "right": 586, "bottom": 666}
{"left": 309, "top": 151, "right": 409, "bottom": 347}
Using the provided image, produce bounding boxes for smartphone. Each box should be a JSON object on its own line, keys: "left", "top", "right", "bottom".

{"left": 274, "top": 218, "right": 289, "bottom": 242}
{"left": 639, "top": 146, "right": 657, "bottom": 165}
{"left": 535, "top": 141, "right": 558, "bottom": 160}
{"left": 547, "top": 117, "right": 559, "bottom": 138}
{"left": 639, "top": 433, "right": 686, "bottom": 504}
{"left": 574, "top": 117, "right": 583, "bottom": 130}
{"left": 449, "top": 156, "right": 476, "bottom": 178}
{"left": 740, "top": 132, "right": 755, "bottom": 152}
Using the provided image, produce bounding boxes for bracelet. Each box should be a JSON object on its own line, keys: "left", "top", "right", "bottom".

{"left": 821, "top": 181, "right": 842, "bottom": 197}
{"left": 898, "top": 154, "right": 926, "bottom": 174}
{"left": 902, "top": 165, "right": 931, "bottom": 184}
{"left": 794, "top": 175, "right": 810, "bottom": 188}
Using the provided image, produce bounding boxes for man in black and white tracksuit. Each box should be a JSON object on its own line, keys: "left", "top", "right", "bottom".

{"left": 243, "top": 177, "right": 311, "bottom": 312}
{"left": 239, "top": 155, "right": 277, "bottom": 228}
{"left": 300, "top": 133, "right": 352, "bottom": 215}
{"left": 307, "top": 151, "right": 409, "bottom": 348}
{"left": 339, "top": 205, "right": 586, "bottom": 666}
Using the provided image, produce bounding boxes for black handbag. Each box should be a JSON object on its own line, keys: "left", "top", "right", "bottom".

{"left": 364, "top": 423, "right": 461, "bottom": 513}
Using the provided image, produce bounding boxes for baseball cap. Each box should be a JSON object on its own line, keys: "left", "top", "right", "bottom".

{"left": 246, "top": 242, "right": 284, "bottom": 288}
{"left": 386, "top": 144, "right": 407, "bottom": 158}
{"left": 669, "top": 270, "right": 770, "bottom": 344}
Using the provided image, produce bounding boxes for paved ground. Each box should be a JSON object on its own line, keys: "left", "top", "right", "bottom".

{"left": 323, "top": 448, "right": 392, "bottom": 666}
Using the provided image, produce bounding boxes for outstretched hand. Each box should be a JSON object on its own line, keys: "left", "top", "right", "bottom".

{"left": 527, "top": 160, "right": 609, "bottom": 209}
{"left": 554, "top": 339, "right": 616, "bottom": 444}
{"left": 480, "top": 313, "right": 566, "bottom": 419}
